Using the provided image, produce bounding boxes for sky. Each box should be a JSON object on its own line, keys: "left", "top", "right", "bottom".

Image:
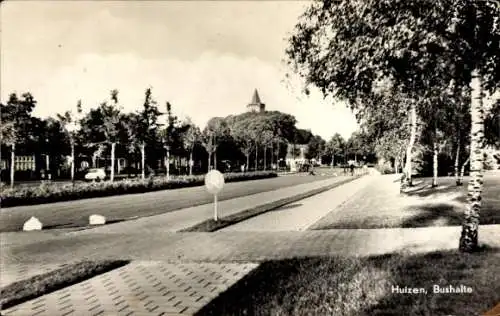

{"left": 0, "top": 0, "right": 359, "bottom": 140}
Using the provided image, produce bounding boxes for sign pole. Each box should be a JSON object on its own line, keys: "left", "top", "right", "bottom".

{"left": 205, "top": 169, "right": 224, "bottom": 223}
{"left": 214, "top": 194, "right": 218, "bottom": 221}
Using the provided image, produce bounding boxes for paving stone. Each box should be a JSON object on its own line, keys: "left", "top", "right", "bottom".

{"left": 1, "top": 261, "right": 258, "bottom": 316}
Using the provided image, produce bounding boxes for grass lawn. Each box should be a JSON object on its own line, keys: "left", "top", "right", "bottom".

{"left": 0, "top": 260, "right": 129, "bottom": 310}
{"left": 197, "top": 248, "right": 500, "bottom": 316}
{"left": 182, "top": 177, "right": 357, "bottom": 232}
{"left": 311, "top": 174, "right": 500, "bottom": 230}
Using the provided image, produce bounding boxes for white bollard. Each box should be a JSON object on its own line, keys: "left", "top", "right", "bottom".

{"left": 89, "top": 214, "right": 106, "bottom": 225}
{"left": 23, "top": 216, "right": 43, "bottom": 231}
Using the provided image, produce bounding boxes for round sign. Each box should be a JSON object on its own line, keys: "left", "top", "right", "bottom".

{"left": 204, "top": 170, "right": 225, "bottom": 195}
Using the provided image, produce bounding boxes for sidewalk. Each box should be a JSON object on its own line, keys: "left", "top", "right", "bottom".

{"left": 221, "top": 175, "right": 373, "bottom": 231}
{"left": 66, "top": 175, "right": 354, "bottom": 235}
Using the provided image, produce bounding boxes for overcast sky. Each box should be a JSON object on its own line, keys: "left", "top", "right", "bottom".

{"left": 1, "top": 0, "right": 359, "bottom": 140}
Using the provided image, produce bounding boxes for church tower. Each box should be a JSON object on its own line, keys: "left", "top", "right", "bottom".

{"left": 247, "top": 89, "right": 266, "bottom": 113}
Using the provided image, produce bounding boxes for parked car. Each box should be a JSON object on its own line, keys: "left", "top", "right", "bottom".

{"left": 84, "top": 168, "right": 107, "bottom": 181}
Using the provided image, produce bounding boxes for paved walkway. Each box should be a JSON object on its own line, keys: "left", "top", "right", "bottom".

{"left": 3, "top": 262, "right": 258, "bottom": 316}
{"left": 4, "top": 225, "right": 500, "bottom": 265}
{"left": 221, "top": 175, "right": 373, "bottom": 231}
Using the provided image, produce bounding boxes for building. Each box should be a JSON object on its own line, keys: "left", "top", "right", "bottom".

{"left": 247, "top": 89, "right": 266, "bottom": 113}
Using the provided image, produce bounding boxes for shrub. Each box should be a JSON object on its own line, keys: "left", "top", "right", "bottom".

{"left": 0, "top": 171, "right": 277, "bottom": 208}
{"left": 374, "top": 164, "right": 395, "bottom": 175}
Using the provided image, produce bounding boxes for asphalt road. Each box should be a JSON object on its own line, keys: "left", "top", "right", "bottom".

{"left": 0, "top": 175, "right": 335, "bottom": 232}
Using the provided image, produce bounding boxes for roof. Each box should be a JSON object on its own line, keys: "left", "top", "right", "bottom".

{"left": 250, "top": 89, "right": 262, "bottom": 105}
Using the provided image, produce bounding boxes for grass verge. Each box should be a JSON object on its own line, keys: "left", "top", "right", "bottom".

{"left": 197, "top": 247, "right": 500, "bottom": 316}
{"left": 181, "top": 176, "right": 359, "bottom": 232}
{"left": 311, "top": 176, "right": 500, "bottom": 229}
{"left": 0, "top": 260, "right": 130, "bottom": 310}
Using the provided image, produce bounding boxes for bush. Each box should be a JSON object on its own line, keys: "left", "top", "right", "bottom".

{"left": 0, "top": 171, "right": 277, "bottom": 208}
{"left": 374, "top": 164, "right": 395, "bottom": 175}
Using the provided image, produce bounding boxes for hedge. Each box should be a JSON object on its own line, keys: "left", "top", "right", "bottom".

{"left": 0, "top": 171, "right": 278, "bottom": 208}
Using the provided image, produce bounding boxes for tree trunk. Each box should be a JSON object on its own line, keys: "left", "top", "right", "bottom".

{"left": 459, "top": 70, "right": 484, "bottom": 253}
{"left": 207, "top": 153, "right": 211, "bottom": 172}
{"left": 271, "top": 142, "right": 274, "bottom": 170}
{"left": 276, "top": 140, "right": 280, "bottom": 170}
{"left": 246, "top": 153, "right": 250, "bottom": 172}
{"left": 46, "top": 154, "right": 50, "bottom": 175}
{"left": 432, "top": 140, "right": 438, "bottom": 187}
{"left": 454, "top": 138, "right": 461, "bottom": 185}
{"left": 264, "top": 146, "right": 267, "bottom": 170}
{"left": 255, "top": 144, "right": 258, "bottom": 171}
{"left": 459, "top": 156, "right": 470, "bottom": 185}
{"left": 403, "top": 103, "right": 417, "bottom": 190}
{"left": 166, "top": 149, "right": 170, "bottom": 179}
{"left": 110, "top": 142, "right": 116, "bottom": 182}
{"left": 189, "top": 151, "right": 193, "bottom": 176}
{"left": 10, "top": 143, "right": 15, "bottom": 188}
{"left": 70, "top": 142, "right": 75, "bottom": 182}
{"left": 140, "top": 143, "right": 145, "bottom": 180}
{"left": 214, "top": 150, "right": 217, "bottom": 171}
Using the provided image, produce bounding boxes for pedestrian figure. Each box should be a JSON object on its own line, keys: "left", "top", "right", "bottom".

{"left": 349, "top": 163, "right": 355, "bottom": 176}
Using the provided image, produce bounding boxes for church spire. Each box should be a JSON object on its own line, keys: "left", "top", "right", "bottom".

{"left": 247, "top": 88, "right": 266, "bottom": 112}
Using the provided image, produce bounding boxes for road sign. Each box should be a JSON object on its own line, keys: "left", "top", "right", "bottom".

{"left": 204, "top": 170, "right": 225, "bottom": 221}
{"left": 204, "top": 170, "right": 224, "bottom": 195}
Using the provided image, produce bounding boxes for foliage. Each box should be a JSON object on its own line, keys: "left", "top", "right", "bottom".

{"left": 374, "top": 128, "right": 409, "bottom": 164}
{"left": 286, "top": 0, "right": 499, "bottom": 174}
{"left": 485, "top": 99, "right": 500, "bottom": 147}
{"left": 306, "top": 135, "right": 326, "bottom": 160}
{"left": 181, "top": 117, "right": 202, "bottom": 154}
{"left": 0, "top": 93, "right": 37, "bottom": 148}
{"left": 374, "top": 163, "right": 396, "bottom": 175}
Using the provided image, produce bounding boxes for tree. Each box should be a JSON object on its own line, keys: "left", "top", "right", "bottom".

{"left": 375, "top": 129, "right": 409, "bottom": 174}
{"left": 286, "top": 0, "right": 500, "bottom": 252}
{"left": 159, "top": 101, "right": 179, "bottom": 179}
{"left": 182, "top": 118, "right": 201, "bottom": 175}
{"left": 306, "top": 135, "right": 326, "bottom": 162}
{"left": 121, "top": 112, "right": 142, "bottom": 176}
{"left": 230, "top": 117, "right": 255, "bottom": 171}
{"left": 105, "top": 90, "right": 122, "bottom": 181}
{"left": 326, "top": 133, "right": 345, "bottom": 168}
{"left": 485, "top": 99, "right": 500, "bottom": 148}
{"left": 57, "top": 100, "right": 83, "bottom": 182}
{"left": 0, "top": 116, "right": 15, "bottom": 185}
{"left": 260, "top": 130, "right": 275, "bottom": 170}
{"left": 135, "top": 88, "right": 163, "bottom": 179}
{"left": 38, "top": 117, "right": 68, "bottom": 178}
{"left": 202, "top": 117, "right": 230, "bottom": 171}
{"left": 0, "top": 93, "right": 37, "bottom": 186}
